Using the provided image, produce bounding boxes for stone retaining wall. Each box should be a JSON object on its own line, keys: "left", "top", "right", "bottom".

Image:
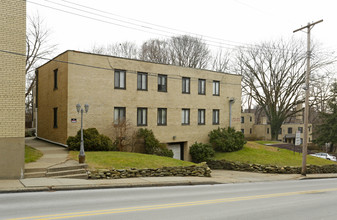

{"left": 207, "top": 159, "right": 337, "bottom": 174}
{"left": 88, "top": 163, "right": 212, "bottom": 179}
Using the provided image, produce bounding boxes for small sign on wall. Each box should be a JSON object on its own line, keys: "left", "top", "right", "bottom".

{"left": 71, "top": 118, "right": 77, "bottom": 123}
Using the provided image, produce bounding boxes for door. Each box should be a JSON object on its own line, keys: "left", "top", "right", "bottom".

{"left": 168, "top": 143, "right": 182, "bottom": 160}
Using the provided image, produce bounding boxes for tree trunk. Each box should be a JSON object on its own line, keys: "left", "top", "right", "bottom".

{"left": 270, "top": 119, "right": 283, "bottom": 141}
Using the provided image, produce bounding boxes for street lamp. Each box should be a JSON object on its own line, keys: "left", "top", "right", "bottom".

{"left": 76, "top": 103, "right": 89, "bottom": 163}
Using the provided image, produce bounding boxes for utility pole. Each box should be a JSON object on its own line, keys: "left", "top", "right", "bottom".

{"left": 293, "top": 19, "right": 323, "bottom": 176}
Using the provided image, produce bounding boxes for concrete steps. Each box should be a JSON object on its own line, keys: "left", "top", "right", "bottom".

{"left": 25, "top": 161, "right": 88, "bottom": 179}
{"left": 24, "top": 168, "right": 47, "bottom": 178}
{"left": 46, "top": 168, "right": 87, "bottom": 177}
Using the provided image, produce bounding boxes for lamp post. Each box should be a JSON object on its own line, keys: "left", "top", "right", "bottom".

{"left": 76, "top": 103, "right": 89, "bottom": 163}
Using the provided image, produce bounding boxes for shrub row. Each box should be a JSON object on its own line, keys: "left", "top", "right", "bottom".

{"left": 137, "top": 128, "right": 173, "bottom": 158}
{"left": 67, "top": 128, "right": 117, "bottom": 151}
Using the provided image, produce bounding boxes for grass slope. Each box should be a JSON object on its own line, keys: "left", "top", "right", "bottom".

{"left": 69, "top": 151, "right": 195, "bottom": 169}
{"left": 214, "top": 141, "right": 335, "bottom": 166}
{"left": 25, "top": 145, "right": 43, "bottom": 163}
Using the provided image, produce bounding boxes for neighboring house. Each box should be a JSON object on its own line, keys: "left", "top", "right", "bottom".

{"left": 35, "top": 50, "right": 242, "bottom": 160}
{"left": 241, "top": 104, "right": 312, "bottom": 144}
{"left": 0, "top": 0, "right": 26, "bottom": 179}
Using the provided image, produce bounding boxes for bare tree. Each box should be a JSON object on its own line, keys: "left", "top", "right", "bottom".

{"left": 139, "top": 39, "right": 170, "bottom": 64}
{"left": 211, "top": 49, "right": 231, "bottom": 72}
{"left": 90, "top": 41, "right": 138, "bottom": 59}
{"left": 169, "top": 35, "right": 211, "bottom": 69}
{"left": 113, "top": 119, "right": 137, "bottom": 152}
{"left": 236, "top": 39, "right": 335, "bottom": 140}
{"left": 26, "top": 15, "right": 56, "bottom": 99}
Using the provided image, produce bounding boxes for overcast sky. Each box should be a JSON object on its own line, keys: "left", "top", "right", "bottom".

{"left": 27, "top": 0, "right": 337, "bottom": 57}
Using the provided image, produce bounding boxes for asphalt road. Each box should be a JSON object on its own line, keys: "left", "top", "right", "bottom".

{"left": 2, "top": 179, "right": 337, "bottom": 220}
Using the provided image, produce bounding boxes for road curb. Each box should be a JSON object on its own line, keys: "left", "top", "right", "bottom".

{"left": 299, "top": 176, "right": 337, "bottom": 180}
{"left": 0, "top": 181, "right": 220, "bottom": 194}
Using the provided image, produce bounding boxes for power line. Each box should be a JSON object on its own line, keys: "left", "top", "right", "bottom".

{"left": 58, "top": 0, "right": 257, "bottom": 48}
{"left": 26, "top": 0, "right": 297, "bottom": 53}
{"left": 1, "top": 49, "right": 241, "bottom": 86}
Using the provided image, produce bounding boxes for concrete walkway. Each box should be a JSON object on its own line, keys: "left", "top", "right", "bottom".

{"left": 25, "top": 138, "right": 68, "bottom": 169}
{"left": 1, "top": 138, "right": 337, "bottom": 193}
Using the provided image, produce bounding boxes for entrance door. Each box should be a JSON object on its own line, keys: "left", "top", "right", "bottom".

{"left": 168, "top": 143, "right": 183, "bottom": 160}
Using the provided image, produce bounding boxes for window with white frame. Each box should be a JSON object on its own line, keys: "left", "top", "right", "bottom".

{"left": 137, "top": 72, "right": 148, "bottom": 90}
{"left": 114, "top": 70, "right": 126, "bottom": 89}
{"left": 137, "top": 108, "right": 147, "bottom": 126}
{"left": 182, "top": 77, "right": 190, "bottom": 94}
{"left": 158, "top": 74, "right": 167, "bottom": 92}
{"left": 181, "top": 109, "right": 190, "bottom": 125}
{"left": 213, "top": 109, "right": 219, "bottom": 125}
{"left": 213, "top": 81, "right": 219, "bottom": 96}
{"left": 198, "top": 109, "right": 205, "bottom": 125}
{"left": 157, "top": 108, "right": 167, "bottom": 125}
{"left": 114, "top": 107, "right": 125, "bottom": 124}
{"left": 198, "top": 79, "right": 206, "bottom": 95}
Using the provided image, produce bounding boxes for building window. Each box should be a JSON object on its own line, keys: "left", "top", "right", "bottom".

{"left": 212, "top": 109, "right": 219, "bottom": 125}
{"left": 137, "top": 72, "right": 148, "bottom": 90}
{"left": 267, "top": 128, "right": 270, "bottom": 134}
{"left": 241, "top": 116, "right": 245, "bottom": 123}
{"left": 157, "top": 108, "right": 167, "bottom": 126}
{"left": 198, "top": 109, "right": 205, "bottom": 125}
{"left": 250, "top": 128, "right": 252, "bottom": 134}
{"left": 114, "top": 107, "right": 125, "bottom": 125}
{"left": 298, "top": 127, "right": 303, "bottom": 133}
{"left": 53, "top": 107, "right": 58, "bottom": 128}
{"left": 198, "top": 79, "right": 206, "bottom": 95}
{"left": 241, "top": 129, "right": 244, "bottom": 133}
{"left": 250, "top": 116, "right": 252, "bottom": 122}
{"left": 288, "top": 127, "right": 293, "bottom": 134}
{"left": 114, "top": 70, "right": 126, "bottom": 89}
{"left": 309, "top": 126, "right": 311, "bottom": 132}
{"left": 300, "top": 138, "right": 303, "bottom": 144}
{"left": 279, "top": 128, "right": 282, "bottom": 134}
{"left": 213, "top": 81, "right": 220, "bottom": 96}
{"left": 158, "top": 74, "right": 167, "bottom": 92}
{"left": 54, "top": 69, "right": 58, "bottom": 90}
{"left": 137, "top": 108, "right": 147, "bottom": 126}
{"left": 181, "top": 109, "right": 190, "bottom": 125}
{"left": 182, "top": 77, "right": 190, "bottom": 94}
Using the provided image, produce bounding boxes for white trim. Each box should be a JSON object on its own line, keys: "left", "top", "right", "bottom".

{"left": 36, "top": 136, "right": 68, "bottom": 148}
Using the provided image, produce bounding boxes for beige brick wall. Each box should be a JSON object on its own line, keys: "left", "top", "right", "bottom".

{"left": 38, "top": 51, "right": 242, "bottom": 160}
{"left": 0, "top": 0, "right": 26, "bottom": 179}
{"left": 37, "top": 53, "right": 69, "bottom": 144}
{"left": 240, "top": 113, "right": 255, "bottom": 138}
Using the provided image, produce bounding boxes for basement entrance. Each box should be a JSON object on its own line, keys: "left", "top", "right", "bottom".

{"left": 167, "top": 142, "right": 184, "bottom": 160}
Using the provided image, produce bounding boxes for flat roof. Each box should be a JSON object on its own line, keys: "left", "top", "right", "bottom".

{"left": 37, "top": 50, "right": 241, "bottom": 78}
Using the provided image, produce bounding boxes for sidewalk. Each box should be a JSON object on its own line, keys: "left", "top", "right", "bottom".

{"left": 1, "top": 138, "right": 337, "bottom": 193}
{"left": 3, "top": 170, "right": 337, "bottom": 193}
{"left": 25, "top": 137, "right": 68, "bottom": 169}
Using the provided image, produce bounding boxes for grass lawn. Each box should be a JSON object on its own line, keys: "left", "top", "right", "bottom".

{"left": 69, "top": 151, "right": 195, "bottom": 169}
{"left": 25, "top": 145, "right": 43, "bottom": 163}
{"left": 214, "top": 142, "right": 335, "bottom": 166}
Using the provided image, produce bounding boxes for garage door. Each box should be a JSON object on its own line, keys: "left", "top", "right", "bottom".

{"left": 167, "top": 144, "right": 182, "bottom": 160}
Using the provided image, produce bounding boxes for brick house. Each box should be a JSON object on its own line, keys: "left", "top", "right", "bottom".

{"left": 35, "top": 50, "right": 242, "bottom": 160}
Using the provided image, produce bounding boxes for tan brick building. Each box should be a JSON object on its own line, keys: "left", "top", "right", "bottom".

{"left": 0, "top": 0, "right": 26, "bottom": 179}
{"left": 36, "top": 50, "right": 242, "bottom": 160}
{"left": 241, "top": 112, "right": 312, "bottom": 144}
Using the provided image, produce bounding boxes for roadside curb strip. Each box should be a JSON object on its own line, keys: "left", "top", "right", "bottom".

{"left": 0, "top": 181, "right": 220, "bottom": 194}
{"left": 299, "top": 176, "right": 337, "bottom": 180}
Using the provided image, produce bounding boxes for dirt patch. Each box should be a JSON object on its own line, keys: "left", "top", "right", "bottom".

{"left": 246, "top": 142, "right": 279, "bottom": 152}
